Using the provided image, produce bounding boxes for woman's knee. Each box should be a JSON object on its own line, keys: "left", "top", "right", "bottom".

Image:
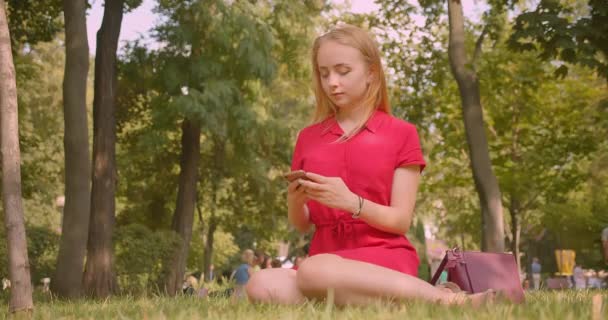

{"left": 245, "top": 271, "right": 269, "bottom": 302}
{"left": 296, "top": 254, "right": 339, "bottom": 295}
{"left": 246, "top": 268, "right": 303, "bottom": 304}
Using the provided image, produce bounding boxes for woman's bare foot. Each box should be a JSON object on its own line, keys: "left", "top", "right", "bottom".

{"left": 436, "top": 282, "right": 462, "bottom": 293}
{"left": 443, "top": 289, "right": 497, "bottom": 308}
{"left": 467, "top": 290, "right": 497, "bottom": 308}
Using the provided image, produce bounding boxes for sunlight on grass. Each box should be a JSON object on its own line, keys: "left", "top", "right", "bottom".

{"left": 1, "top": 290, "right": 606, "bottom": 319}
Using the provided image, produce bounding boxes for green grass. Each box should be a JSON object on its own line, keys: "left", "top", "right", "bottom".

{"left": 1, "top": 290, "right": 606, "bottom": 319}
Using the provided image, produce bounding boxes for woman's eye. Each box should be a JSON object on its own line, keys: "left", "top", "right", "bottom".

{"left": 339, "top": 70, "right": 350, "bottom": 76}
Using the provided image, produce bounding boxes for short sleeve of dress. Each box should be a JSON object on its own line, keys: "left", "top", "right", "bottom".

{"left": 396, "top": 124, "right": 426, "bottom": 172}
{"left": 290, "top": 130, "right": 305, "bottom": 171}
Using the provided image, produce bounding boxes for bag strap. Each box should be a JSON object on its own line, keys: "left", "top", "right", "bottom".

{"left": 429, "top": 253, "right": 449, "bottom": 285}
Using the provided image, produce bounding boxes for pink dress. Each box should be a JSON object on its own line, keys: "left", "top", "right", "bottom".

{"left": 291, "top": 110, "right": 426, "bottom": 275}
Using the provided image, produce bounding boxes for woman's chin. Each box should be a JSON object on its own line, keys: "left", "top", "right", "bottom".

{"left": 332, "top": 101, "right": 348, "bottom": 109}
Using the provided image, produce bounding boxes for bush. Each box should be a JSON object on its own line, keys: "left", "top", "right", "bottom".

{"left": 188, "top": 227, "right": 239, "bottom": 274}
{"left": 113, "top": 223, "right": 180, "bottom": 294}
{"left": 0, "top": 225, "right": 59, "bottom": 284}
{"left": 26, "top": 225, "right": 59, "bottom": 283}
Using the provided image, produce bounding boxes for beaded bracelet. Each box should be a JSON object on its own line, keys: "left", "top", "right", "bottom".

{"left": 352, "top": 195, "right": 364, "bottom": 219}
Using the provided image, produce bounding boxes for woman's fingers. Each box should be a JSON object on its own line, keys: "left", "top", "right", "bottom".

{"left": 305, "top": 172, "right": 328, "bottom": 183}
{"left": 291, "top": 180, "right": 299, "bottom": 191}
{"left": 305, "top": 192, "right": 325, "bottom": 202}
{"left": 290, "top": 173, "right": 342, "bottom": 206}
{"left": 303, "top": 186, "right": 320, "bottom": 194}
{"left": 288, "top": 179, "right": 303, "bottom": 193}
{"left": 298, "top": 179, "right": 325, "bottom": 191}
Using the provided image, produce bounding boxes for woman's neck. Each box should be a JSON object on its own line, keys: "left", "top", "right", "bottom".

{"left": 335, "top": 104, "right": 367, "bottom": 128}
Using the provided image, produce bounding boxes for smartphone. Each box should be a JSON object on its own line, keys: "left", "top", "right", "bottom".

{"left": 283, "top": 170, "right": 308, "bottom": 182}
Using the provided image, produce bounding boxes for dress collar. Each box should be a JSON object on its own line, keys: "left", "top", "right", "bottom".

{"left": 320, "top": 110, "right": 385, "bottom": 137}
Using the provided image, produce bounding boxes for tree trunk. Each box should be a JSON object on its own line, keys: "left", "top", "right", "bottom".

{"left": 163, "top": 118, "right": 201, "bottom": 295}
{"left": 447, "top": 0, "right": 505, "bottom": 252}
{"left": 508, "top": 108, "right": 522, "bottom": 271}
{"left": 83, "top": 0, "right": 124, "bottom": 298}
{"left": 203, "top": 217, "right": 217, "bottom": 282}
{"left": 52, "top": 0, "right": 91, "bottom": 299}
{"left": 0, "top": 0, "right": 33, "bottom": 313}
{"left": 509, "top": 195, "right": 521, "bottom": 272}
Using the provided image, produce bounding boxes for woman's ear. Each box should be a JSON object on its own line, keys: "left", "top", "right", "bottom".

{"left": 366, "top": 66, "right": 375, "bottom": 85}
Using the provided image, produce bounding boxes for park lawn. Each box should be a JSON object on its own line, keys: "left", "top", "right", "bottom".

{"left": 1, "top": 290, "right": 606, "bottom": 319}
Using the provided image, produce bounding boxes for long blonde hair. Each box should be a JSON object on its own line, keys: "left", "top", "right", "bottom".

{"left": 311, "top": 24, "right": 391, "bottom": 138}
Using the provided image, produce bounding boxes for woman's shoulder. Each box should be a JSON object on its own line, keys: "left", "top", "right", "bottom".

{"left": 379, "top": 112, "right": 420, "bottom": 134}
{"left": 297, "top": 118, "right": 333, "bottom": 138}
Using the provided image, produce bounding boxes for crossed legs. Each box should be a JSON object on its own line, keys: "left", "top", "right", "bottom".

{"left": 246, "top": 254, "right": 491, "bottom": 306}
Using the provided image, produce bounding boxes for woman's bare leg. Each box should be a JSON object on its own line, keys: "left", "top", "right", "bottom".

{"left": 296, "top": 254, "right": 493, "bottom": 306}
{"left": 246, "top": 268, "right": 306, "bottom": 304}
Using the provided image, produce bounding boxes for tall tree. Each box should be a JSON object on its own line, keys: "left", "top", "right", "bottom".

{"left": 196, "top": 0, "right": 322, "bottom": 283}
{"left": 374, "top": 0, "right": 605, "bottom": 258}
{"left": 0, "top": 0, "right": 33, "bottom": 313}
{"left": 446, "top": 0, "right": 504, "bottom": 252}
{"left": 142, "top": 0, "right": 279, "bottom": 294}
{"left": 481, "top": 47, "right": 604, "bottom": 269}
{"left": 163, "top": 117, "right": 200, "bottom": 294}
{"left": 83, "top": 0, "right": 125, "bottom": 298}
{"left": 115, "top": 0, "right": 320, "bottom": 284}
{"left": 369, "top": 0, "right": 506, "bottom": 251}
{"left": 52, "top": 0, "right": 91, "bottom": 298}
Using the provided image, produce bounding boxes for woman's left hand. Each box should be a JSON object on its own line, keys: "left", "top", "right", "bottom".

{"left": 298, "top": 172, "right": 358, "bottom": 212}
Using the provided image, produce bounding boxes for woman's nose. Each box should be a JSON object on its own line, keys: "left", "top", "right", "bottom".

{"left": 328, "top": 72, "right": 339, "bottom": 87}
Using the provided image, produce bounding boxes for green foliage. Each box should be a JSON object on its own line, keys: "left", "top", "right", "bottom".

{"left": 13, "top": 37, "right": 68, "bottom": 230}
{"left": 373, "top": 1, "right": 607, "bottom": 259}
{"left": 4, "top": 0, "right": 607, "bottom": 299}
{"left": 372, "top": 0, "right": 483, "bottom": 247}
{"left": 509, "top": 0, "right": 608, "bottom": 79}
{"left": 589, "top": 151, "right": 608, "bottom": 226}
{"left": 24, "top": 225, "right": 60, "bottom": 283}
{"left": 481, "top": 44, "right": 604, "bottom": 188}
{"left": 113, "top": 224, "right": 181, "bottom": 294}
{"left": 6, "top": 0, "right": 64, "bottom": 51}
{"left": 115, "top": 0, "right": 322, "bottom": 269}
{"left": 478, "top": 44, "right": 606, "bottom": 262}
{"left": 267, "top": 0, "right": 323, "bottom": 79}
{"left": 115, "top": 43, "right": 178, "bottom": 230}
{"left": 410, "top": 218, "right": 430, "bottom": 281}
{"left": 0, "top": 225, "right": 59, "bottom": 283}
{"left": 188, "top": 227, "right": 238, "bottom": 272}
{"left": 533, "top": 147, "right": 608, "bottom": 270}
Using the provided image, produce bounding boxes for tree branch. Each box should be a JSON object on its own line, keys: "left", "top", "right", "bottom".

{"left": 196, "top": 202, "right": 204, "bottom": 225}
{"left": 472, "top": 24, "right": 489, "bottom": 70}
{"left": 520, "top": 168, "right": 565, "bottom": 212}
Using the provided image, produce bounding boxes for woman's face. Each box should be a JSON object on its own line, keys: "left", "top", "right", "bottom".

{"left": 316, "top": 40, "right": 371, "bottom": 110}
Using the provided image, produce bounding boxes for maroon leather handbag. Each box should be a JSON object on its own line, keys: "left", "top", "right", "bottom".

{"left": 429, "top": 248, "right": 525, "bottom": 304}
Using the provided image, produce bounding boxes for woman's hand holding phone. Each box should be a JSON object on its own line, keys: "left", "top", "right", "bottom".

{"left": 284, "top": 170, "right": 312, "bottom": 232}
{"left": 297, "top": 172, "right": 358, "bottom": 213}
{"left": 284, "top": 170, "right": 309, "bottom": 206}
{"left": 283, "top": 170, "right": 308, "bottom": 182}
